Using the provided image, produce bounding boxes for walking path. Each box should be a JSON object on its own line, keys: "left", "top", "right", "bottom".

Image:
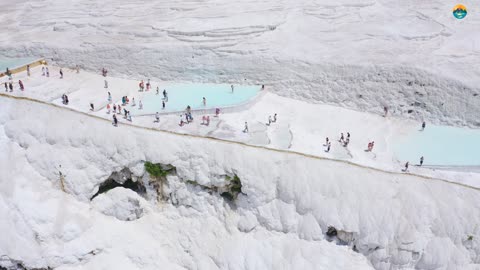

{"left": 1, "top": 64, "right": 478, "bottom": 189}
{"left": 2, "top": 93, "right": 479, "bottom": 192}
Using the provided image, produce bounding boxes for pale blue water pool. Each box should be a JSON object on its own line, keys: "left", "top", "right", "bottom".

{"left": 393, "top": 125, "right": 480, "bottom": 166}
{"left": 0, "top": 57, "right": 38, "bottom": 72}
{"left": 128, "top": 83, "right": 261, "bottom": 115}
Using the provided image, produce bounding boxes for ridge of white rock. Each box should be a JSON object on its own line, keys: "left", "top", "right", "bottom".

{"left": 1, "top": 97, "right": 479, "bottom": 269}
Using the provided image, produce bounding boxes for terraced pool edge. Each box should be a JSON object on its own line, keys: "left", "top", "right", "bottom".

{"left": 0, "top": 58, "right": 45, "bottom": 78}
{"left": 131, "top": 87, "right": 267, "bottom": 117}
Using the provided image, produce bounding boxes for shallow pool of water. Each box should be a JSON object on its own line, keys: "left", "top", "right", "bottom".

{"left": 127, "top": 83, "right": 261, "bottom": 115}
{"left": 393, "top": 125, "right": 480, "bottom": 166}
{"left": 0, "top": 57, "right": 38, "bottom": 72}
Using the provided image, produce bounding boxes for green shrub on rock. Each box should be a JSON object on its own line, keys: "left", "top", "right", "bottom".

{"left": 144, "top": 162, "right": 169, "bottom": 178}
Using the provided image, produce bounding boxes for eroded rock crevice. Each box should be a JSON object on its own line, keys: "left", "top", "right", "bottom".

{"left": 144, "top": 162, "right": 177, "bottom": 202}
{"left": 90, "top": 167, "right": 146, "bottom": 200}
{"left": 185, "top": 174, "right": 243, "bottom": 204}
{"left": 92, "top": 162, "right": 246, "bottom": 207}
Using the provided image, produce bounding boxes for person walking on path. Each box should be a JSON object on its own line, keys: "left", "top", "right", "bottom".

{"left": 154, "top": 112, "right": 160, "bottom": 123}
{"left": 179, "top": 117, "right": 186, "bottom": 127}
{"left": 8, "top": 82, "right": 13, "bottom": 92}
{"left": 27, "top": 65, "right": 30, "bottom": 76}
{"left": 46, "top": 67, "right": 50, "bottom": 77}
{"left": 231, "top": 84, "right": 234, "bottom": 93}
{"left": 402, "top": 162, "right": 409, "bottom": 172}
{"left": 108, "top": 92, "right": 112, "bottom": 102}
{"left": 112, "top": 114, "right": 118, "bottom": 126}
{"left": 273, "top": 113, "right": 277, "bottom": 123}
{"left": 162, "top": 100, "right": 165, "bottom": 110}
{"left": 186, "top": 113, "right": 193, "bottom": 123}
{"left": 163, "top": 89, "right": 168, "bottom": 101}
{"left": 202, "top": 97, "right": 206, "bottom": 106}
{"left": 62, "top": 94, "right": 69, "bottom": 105}
{"left": 325, "top": 142, "right": 331, "bottom": 153}
{"left": 18, "top": 80, "right": 24, "bottom": 91}
{"left": 243, "top": 122, "right": 248, "bottom": 133}
{"left": 367, "top": 141, "right": 374, "bottom": 151}
{"left": 59, "top": 68, "right": 63, "bottom": 79}
{"left": 42, "top": 66, "right": 45, "bottom": 76}
{"left": 421, "top": 121, "right": 426, "bottom": 131}
{"left": 104, "top": 80, "right": 108, "bottom": 88}
{"left": 4, "top": 82, "right": 7, "bottom": 92}
{"left": 419, "top": 156, "right": 424, "bottom": 166}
